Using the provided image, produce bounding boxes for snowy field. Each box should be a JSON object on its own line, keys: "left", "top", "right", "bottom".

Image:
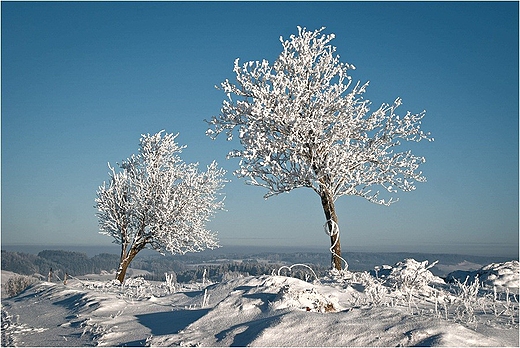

{"left": 1, "top": 259, "right": 518, "bottom": 347}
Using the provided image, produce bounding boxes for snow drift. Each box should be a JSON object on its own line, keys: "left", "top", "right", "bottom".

{"left": 447, "top": 260, "right": 519, "bottom": 291}
{"left": 2, "top": 259, "right": 518, "bottom": 347}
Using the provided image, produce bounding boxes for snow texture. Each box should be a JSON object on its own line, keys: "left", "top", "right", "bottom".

{"left": 2, "top": 259, "right": 518, "bottom": 347}
{"left": 447, "top": 260, "right": 519, "bottom": 291}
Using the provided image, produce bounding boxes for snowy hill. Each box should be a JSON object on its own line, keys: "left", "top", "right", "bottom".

{"left": 447, "top": 261, "right": 520, "bottom": 290}
{"left": 1, "top": 259, "right": 518, "bottom": 347}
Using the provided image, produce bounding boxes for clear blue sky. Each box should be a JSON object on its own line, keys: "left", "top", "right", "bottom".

{"left": 2, "top": 2, "right": 518, "bottom": 257}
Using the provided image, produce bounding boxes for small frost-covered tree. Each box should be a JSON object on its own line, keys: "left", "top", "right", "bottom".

{"left": 95, "top": 131, "right": 226, "bottom": 283}
{"left": 206, "top": 27, "right": 432, "bottom": 270}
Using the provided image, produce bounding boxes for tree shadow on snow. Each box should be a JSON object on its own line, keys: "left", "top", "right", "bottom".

{"left": 10, "top": 284, "right": 52, "bottom": 302}
{"left": 52, "top": 293, "right": 99, "bottom": 312}
{"left": 413, "top": 333, "right": 444, "bottom": 346}
{"left": 135, "top": 308, "right": 210, "bottom": 336}
{"left": 182, "top": 290, "right": 203, "bottom": 298}
{"left": 215, "top": 314, "right": 284, "bottom": 347}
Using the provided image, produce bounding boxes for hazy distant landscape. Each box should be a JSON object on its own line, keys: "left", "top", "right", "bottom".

{"left": 2, "top": 245, "right": 515, "bottom": 282}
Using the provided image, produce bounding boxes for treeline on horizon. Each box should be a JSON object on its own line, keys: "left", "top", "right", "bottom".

{"left": 1, "top": 249, "right": 514, "bottom": 283}
{"left": 0, "top": 249, "right": 327, "bottom": 283}
{"left": 1, "top": 250, "right": 122, "bottom": 278}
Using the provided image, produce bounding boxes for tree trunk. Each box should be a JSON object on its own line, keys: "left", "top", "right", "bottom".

{"left": 320, "top": 188, "right": 344, "bottom": 271}
{"left": 115, "top": 245, "right": 141, "bottom": 283}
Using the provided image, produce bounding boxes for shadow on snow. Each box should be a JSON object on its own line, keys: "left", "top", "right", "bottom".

{"left": 135, "top": 308, "right": 210, "bottom": 336}
{"left": 215, "top": 314, "right": 285, "bottom": 347}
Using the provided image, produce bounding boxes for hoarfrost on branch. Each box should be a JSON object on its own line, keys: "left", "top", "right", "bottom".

{"left": 207, "top": 26, "right": 432, "bottom": 205}
{"left": 95, "top": 131, "right": 226, "bottom": 281}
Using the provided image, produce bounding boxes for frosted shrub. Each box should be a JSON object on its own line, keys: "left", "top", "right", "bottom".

{"left": 447, "top": 261, "right": 519, "bottom": 292}
{"left": 320, "top": 269, "right": 390, "bottom": 308}
{"left": 441, "top": 261, "right": 519, "bottom": 327}
{"left": 444, "top": 275, "right": 517, "bottom": 327}
{"left": 80, "top": 278, "right": 173, "bottom": 300}
{"left": 121, "top": 277, "right": 151, "bottom": 299}
{"left": 364, "top": 281, "right": 389, "bottom": 306}
{"left": 384, "top": 259, "right": 442, "bottom": 292}
{"left": 272, "top": 284, "right": 338, "bottom": 313}
{"left": 349, "top": 271, "right": 390, "bottom": 307}
{"left": 6, "top": 275, "right": 36, "bottom": 297}
{"left": 452, "top": 276, "right": 481, "bottom": 324}
{"left": 277, "top": 264, "right": 320, "bottom": 283}
{"left": 164, "top": 272, "right": 177, "bottom": 293}
{"left": 320, "top": 258, "right": 518, "bottom": 327}
{"left": 479, "top": 261, "right": 519, "bottom": 290}
{"left": 124, "top": 276, "right": 149, "bottom": 288}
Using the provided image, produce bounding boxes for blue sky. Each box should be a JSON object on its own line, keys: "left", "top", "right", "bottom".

{"left": 2, "top": 2, "right": 518, "bottom": 258}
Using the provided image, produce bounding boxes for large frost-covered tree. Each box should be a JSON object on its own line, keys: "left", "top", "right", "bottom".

{"left": 95, "top": 131, "right": 226, "bottom": 283}
{"left": 206, "top": 27, "right": 432, "bottom": 270}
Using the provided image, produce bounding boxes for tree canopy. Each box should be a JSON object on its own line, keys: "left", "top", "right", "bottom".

{"left": 207, "top": 27, "right": 432, "bottom": 270}
{"left": 96, "top": 131, "right": 226, "bottom": 281}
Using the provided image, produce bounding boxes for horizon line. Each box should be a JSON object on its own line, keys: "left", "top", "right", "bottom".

{"left": 2, "top": 243, "right": 518, "bottom": 259}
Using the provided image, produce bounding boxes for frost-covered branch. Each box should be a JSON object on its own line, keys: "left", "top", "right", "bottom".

{"left": 206, "top": 26, "right": 432, "bottom": 270}
{"left": 206, "top": 26, "right": 432, "bottom": 205}
{"left": 95, "top": 131, "right": 226, "bottom": 281}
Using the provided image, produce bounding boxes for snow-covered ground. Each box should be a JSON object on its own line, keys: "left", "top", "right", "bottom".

{"left": 1, "top": 259, "right": 518, "bottom": 347}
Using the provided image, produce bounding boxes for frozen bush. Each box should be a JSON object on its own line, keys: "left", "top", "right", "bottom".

{"left": 121, "top": 277, "right": 151, "bottom": 299}
{"left": 6, "top": 275, "right": 36, "bottom": 297}
{"left": 452, "top": 275, "right": 481, "bottom": 324}
{"left": 447, "top": 261, "right": 519, "bottom": 293}
{"left": 164, "top": 272, "right": 177, "bottom": 293}
{"left": 271, "top": 283, "right": 339, "bottom": 313}
{"left": 479, "top": 261, "right": 519, "bottom": 290}
{"left": 277, "top": 264, "right": 320, "bottom": 283}
{"left": 384, "top": 259, "right": 443, "bottom": 292}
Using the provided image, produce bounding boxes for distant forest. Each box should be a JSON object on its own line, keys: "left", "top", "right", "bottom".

{"left": 0, "top": 249, "right": 323, "bottom": 283}
{"left": 1, "top": 250, "right": 121, "bottom": 278}
{"left": 1, "top": 249, "right": 513, "bottom": 283}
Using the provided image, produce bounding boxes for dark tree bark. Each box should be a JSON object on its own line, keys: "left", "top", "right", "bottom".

{"left": 320, "top": 188, "right": 343, "bottom": 271}
{"left": 115, "top": 244, "right": 144, "bottom": 283}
